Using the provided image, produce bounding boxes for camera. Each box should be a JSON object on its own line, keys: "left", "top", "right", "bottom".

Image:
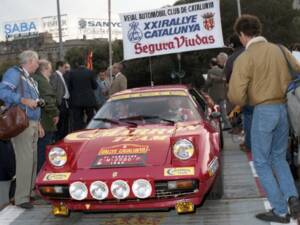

{"left": 37, "top": 98, "right": 46, "bottom": 108}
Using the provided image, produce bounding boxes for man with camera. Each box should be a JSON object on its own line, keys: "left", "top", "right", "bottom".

{"left": 33, "top": 59, "right": 59, "bottom": 173}
{"left": 0, "top": 50, "right": 44, "bottom": 209}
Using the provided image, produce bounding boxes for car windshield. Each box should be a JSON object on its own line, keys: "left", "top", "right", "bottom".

{"left": 87, "top": 95, "right": 201, "bottom": 129}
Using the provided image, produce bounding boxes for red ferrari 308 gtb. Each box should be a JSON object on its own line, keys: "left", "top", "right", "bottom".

{"left": 35, "top": 85, "right": 223, "bottom": 216}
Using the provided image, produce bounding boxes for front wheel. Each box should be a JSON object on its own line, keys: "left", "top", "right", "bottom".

{"left": 206, "top": 156, "right": 224, "bottom": 200}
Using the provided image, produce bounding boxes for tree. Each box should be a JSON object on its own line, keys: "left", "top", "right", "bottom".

{"left": 0, "top": 59, "right": 17, "bottom": 80}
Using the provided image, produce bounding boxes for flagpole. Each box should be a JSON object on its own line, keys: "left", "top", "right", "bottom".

{"left": 149, "top": 57, "right": 154, "bottom": 86}
{"left": 56, "top": 0, "right": 64, "bottom": 60}
{"left": 237, "top": 0, "right": 241, "bottom": 17}
{"left": 108, "top": 0, "right": 113, "bottom": 81}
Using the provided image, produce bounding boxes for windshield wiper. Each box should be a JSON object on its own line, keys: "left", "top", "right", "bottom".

{"left": 93, "top": 117, "right": 120, "bottom": 124}
{"left": 93, "top": 117, "right": 137, "bottom": 127}
{"left": 119, "top": 115, "right": 175, "bottom": 125}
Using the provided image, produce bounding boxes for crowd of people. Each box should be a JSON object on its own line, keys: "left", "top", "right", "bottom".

{"left": 0, "top": 13, "right": 300, "bottom": 224}
{"left": 0, "top": 53, "right": 127, "bottom": 209}
{"left": 195, "top": 14, "right": 300, "bottom": 224}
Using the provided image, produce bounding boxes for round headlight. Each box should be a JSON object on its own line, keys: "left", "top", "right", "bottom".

{"left": 48, "top": 147, "right": 67, "bottom": 167}
{"left": 132, "top": 179, "right": 152, "bottom": 199}
{"left": 173, "top": 139, "right": 194, "bottom": 160}
{"left": 111, "top": 180, "right": 130, "bottom": 199}
{"left": 69, "top": 182, "right": 88, "bottom": 200}
{"left": 90, "top": 181, "right": 109, "bottom": 200}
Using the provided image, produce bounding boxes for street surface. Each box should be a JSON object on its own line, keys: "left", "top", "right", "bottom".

{"left": 0, "top": 133, "right": 298, "bottom": 225}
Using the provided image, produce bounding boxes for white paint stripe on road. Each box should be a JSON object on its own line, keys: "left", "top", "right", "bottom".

{"left": 0, "top": 205, "right": 24, "bottom": 225}
{"left": 249, "top": 161, "right": 258, "bottom": 178}
{"left": 264, "top": 201, "right": 297, "bottom": 225}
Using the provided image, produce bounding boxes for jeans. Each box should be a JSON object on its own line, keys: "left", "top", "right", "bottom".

{"left": 37, "top": 132, "right": 54, "bottom": 173}
{"left": 251, "top": 104, "right": 298, "bottom": 215}
{"left": 242, "top": 105, "right": 253, "bottom": 150}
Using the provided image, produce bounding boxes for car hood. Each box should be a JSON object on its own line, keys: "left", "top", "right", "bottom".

{"left": 63, "top": 123, "right": 204, "bottom": 169}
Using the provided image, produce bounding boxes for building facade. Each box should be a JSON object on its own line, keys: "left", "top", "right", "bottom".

{"left": 0, "top": 32, "right": 106, "bottom": 66}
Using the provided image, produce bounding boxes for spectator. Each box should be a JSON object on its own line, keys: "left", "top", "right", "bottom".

{"left": 109, "top": 62, "right": 127, "bottom": 96}
{"left": 68, "top": 56, "right": 98, "bottom": 131}
{"left": 0, "top": 105, "right": 15, "bottom": 208}
{"left": 224, "top": 34, "right": 245, "bottom": 82}
{"left": 50, "top": 61, "right": 70, "bottom": 140}
{"left": 206, "top": 52, "right": 231, "bottom": 130}
{"left": 94, "top": 69, "right": 110, "bottom": 109}
{"left": 33, "top": 60, "right": 59, "bottom": 173}
{"left": 225, "top": 34, "right": 253, "bottom": 152}
{"left": 64, "top": 63, "right": 71, "bottom": 72}
{"left": 228, "top": 14, "right": 300, "bottom": 223}
{"left": 0, "top": 50, "right": 43, "bottom": 209}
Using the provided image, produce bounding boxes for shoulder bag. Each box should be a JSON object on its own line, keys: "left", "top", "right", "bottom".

{"left": 0, "top": 71, "right": 29, "bottom": 140}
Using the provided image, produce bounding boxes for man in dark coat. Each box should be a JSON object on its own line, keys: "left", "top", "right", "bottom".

{"left": 33, "top": 60, "right": 59, "bottom": 173}
{"left": 68, "top": 58, "right": 98, "bottom": 131}
{"left": 50, "top": 61, "right": 70, "bottom": 140}
{"left": 224, "top": 34, "right": 245, "bottom": 82}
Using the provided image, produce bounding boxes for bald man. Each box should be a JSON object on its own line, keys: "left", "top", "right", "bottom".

{"left": 109, "top": 63, "right": 127, "bottom": 96}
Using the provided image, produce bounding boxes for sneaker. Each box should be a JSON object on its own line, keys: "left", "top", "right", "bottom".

{"left": 288, "top": 196, "right": 300, "bottom": 219}
{"left": 16, "top": 202, "right": 34, "bottom": 209}
{"left": 255, "top": 210, "right": 290, "bottom": 224}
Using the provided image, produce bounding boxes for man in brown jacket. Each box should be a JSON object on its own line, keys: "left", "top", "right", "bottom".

{"left": 109, "top": 63, "right": 127, "bottom": 96}
{"left": 228, "top": 14, "right": 300, "bottom": 223}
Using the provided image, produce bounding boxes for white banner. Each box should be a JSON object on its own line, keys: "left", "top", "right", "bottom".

{"left": 78, "top": 18, "right": 122, "bottom": 40}
{"left": 42, "top": 14, "right": 69, "bottom": 38}
{"left": 2, "top": 19, "right": 40, "bottom": 40}
{"left": 120, "top": 0, "right": 224, "bottom": 60}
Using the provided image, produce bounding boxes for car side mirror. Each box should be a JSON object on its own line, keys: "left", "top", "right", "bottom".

{"left": 210, "top": 111, "right": 221, "bottom": 119}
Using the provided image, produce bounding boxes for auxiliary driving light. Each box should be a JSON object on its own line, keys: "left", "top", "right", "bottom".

{"left": 175, "top": 201, "right": 195, "bottom": 214}
{"left": 90, "top": 181, "right": 109, "bottom": 200}
{"left": 69, "top": 182, "right": 88, "bottom": 201}
{"left": 132, "top": 179, "right": 152, "bottom": 199}
{"left": 111, "top": 180, "right": 130, "bottom": 199}
{"left": 52, "top": 204, "right": 69, "bottom": 217}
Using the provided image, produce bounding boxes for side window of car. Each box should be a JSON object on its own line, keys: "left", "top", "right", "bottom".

{"left": 189, "top": 89, "right": 208, "bottom": 114}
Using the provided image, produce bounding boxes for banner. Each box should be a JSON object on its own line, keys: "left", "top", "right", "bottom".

{"left": 42, "top": 14, "right": 69, "bottom": 38}
{"left": 3, "top": 19, "right": 40, "bottom": 40}
{"left": 120, "top": 0, "right": 224, "bottom": 60}
{"left": 78, "top": 18, "right": 122, "bottom": 40}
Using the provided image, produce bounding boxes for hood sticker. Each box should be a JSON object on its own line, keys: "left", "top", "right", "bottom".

{"left": 98, "top": 144, "right": 150, "bottom": 155}
{"left": 92, "top": 144, "right": 149, "bottom": 168}
{"left": 64, "top": 125, "right": 200, "bottom": 142}
{"left": 164, "top": 167, "right": 195, "bottom": 176}
{"left": 43, "top": 172, "right": 71, "bottom": 181}
{"left": 92, "top": 154, "right": 147, "bottom": 168}
{"left": 110, "top": 90, "right": 188, "bottom": 101}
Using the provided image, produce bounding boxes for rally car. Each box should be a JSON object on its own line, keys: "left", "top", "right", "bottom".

{"left": 35, "top": 85, "right": 223, "bottom": 216}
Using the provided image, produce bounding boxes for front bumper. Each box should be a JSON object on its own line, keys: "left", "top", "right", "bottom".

{"left": 36, "top": 178, "right": 213, "bottom": 212}
{"left": 50, "top": 195, "right": 203, "bottom": 212}
{"left": 36, "top": 165, "right": 217, "bottom": 212}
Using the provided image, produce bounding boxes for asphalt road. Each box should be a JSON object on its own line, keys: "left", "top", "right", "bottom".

{"left": 0, "top": 133, "right": 298, "bottom": 225}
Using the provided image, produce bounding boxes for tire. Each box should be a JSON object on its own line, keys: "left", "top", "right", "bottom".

{"left": 206, "top": 156, "right": 224, "bottom": 200}
{"left": 218, "top": 119, "right": 224, "bottom": 150}
{"left": 220, "top": 129, "right": 224, "bottom": 150}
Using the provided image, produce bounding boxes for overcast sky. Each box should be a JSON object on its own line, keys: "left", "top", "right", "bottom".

{"left": 0, "top": 0, "right": 176, "bottom": 22}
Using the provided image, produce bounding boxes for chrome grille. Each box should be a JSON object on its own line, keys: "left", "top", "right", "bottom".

{"left": 155, "top": 189, "right": 199, "bottom": 199}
